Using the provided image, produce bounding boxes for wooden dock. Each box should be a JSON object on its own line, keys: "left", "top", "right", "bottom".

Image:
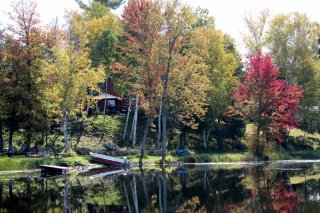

{"left": 40, "top": 165, "right": 72, "bottom": 176}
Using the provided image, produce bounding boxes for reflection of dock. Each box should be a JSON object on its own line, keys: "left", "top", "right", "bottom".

{"left": 40, "top": 165, "right": 72, "bottom": 176}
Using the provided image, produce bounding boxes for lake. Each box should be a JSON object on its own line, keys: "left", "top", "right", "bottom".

{"left": 1, "top": 162, "right": 320, "bottom": 212}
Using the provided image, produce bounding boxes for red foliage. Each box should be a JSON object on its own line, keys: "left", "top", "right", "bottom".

{"left": 271, "top": 178, "right": 301, "bottom": 212}
{"left": 233, "top": 53, "right": 303, "bottom": 143}
{"left": 122, "top": 0, "right": 157, "bottom": 49}
{"left": 118, "top": 0, "right": 163, "bottom": 115}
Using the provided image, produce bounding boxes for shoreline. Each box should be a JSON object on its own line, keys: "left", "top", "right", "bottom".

{"left": 2, "top": 159, "right": 320, "bottom": 173}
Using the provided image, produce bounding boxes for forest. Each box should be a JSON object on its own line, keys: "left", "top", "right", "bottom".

{"left": 0, "top": 0, "right": 320, "bottom": 163}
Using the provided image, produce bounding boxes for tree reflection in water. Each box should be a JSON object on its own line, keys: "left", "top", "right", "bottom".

{"left": 1, "top": 164, "right": 320, "bottom": 212}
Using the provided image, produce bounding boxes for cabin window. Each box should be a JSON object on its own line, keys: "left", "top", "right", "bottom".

{"left": 107, "top": 99, "right": 116, "bottom": 107}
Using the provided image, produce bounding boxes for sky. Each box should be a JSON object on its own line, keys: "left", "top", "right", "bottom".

{"left": 1, "top": 0, "right": 320, "bottom": 55}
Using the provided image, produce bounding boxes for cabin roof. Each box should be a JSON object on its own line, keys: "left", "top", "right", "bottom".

{"left": 94, "top": 93, "right": 122, "bottom": 100}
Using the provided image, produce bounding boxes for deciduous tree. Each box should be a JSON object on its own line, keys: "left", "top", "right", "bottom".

{"left": 119, "top": 0, "right": 163, "bottom": 160}
{"left": 44, "top": 41, "right": 103, "bottom": 151}
{"left": 0, "top": 0, "right": 51, "bottom": 152}
{"left": 243, "top": 9, "right": 270, "bottom": 55}
{"left": 266, "top": 13, "right": 320, "bottom": 135}
{"left": 159, "top": 0, "right": 196, "bottom": 162}
{"left": 233, "top": 53, "right": 302, "bottom": 157}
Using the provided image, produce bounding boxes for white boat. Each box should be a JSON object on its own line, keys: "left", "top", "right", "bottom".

{"left": 90, "top": 152, "right": 130, "bottom": 166}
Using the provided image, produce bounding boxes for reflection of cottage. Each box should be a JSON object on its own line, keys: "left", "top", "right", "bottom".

{"left": 89, "top": 78, "right": 127, "bottom": 115}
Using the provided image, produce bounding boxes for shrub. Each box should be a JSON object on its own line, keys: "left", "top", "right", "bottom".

{"left": 68, "top": 149, "right": 78, "bottom": 157}
{"left": 184, "top": 155, "right": 196, "bottom": 163}
{"left": 196, "top": 154, "right": 211, "bottom": 162}
{"left": 243, "top": 131, "right": 272, "bottom": 158}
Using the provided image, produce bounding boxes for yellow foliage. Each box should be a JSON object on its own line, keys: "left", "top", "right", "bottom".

{"left": 43, "top": 45, "right": 104, "bottom": 120}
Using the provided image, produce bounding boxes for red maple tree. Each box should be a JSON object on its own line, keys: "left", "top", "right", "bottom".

{"left": 233, "top": 53, "right": 302, "bottom": 152}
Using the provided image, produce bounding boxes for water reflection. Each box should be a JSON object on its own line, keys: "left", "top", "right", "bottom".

{"left": 1, "top": 164, "right": 320, "bottom": 212}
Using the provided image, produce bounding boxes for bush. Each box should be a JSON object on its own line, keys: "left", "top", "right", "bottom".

{"left": 85, "top": 115, "right": 123, "bottom": 144}
{"left": 243, "top": 131, "right": 271, "bottom": 158}
{"left": 68, "top": 149, "right": 78, "bottom": 157}
{"left": 184, "top": 155, "right": 196, "bottom": 163}
{"left": 196, "top": 154, "right": 211, "bottom": 162}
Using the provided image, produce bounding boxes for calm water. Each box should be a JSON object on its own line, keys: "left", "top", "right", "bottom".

{"left": 1, "top": 163, "right": 320, "bottom": 212}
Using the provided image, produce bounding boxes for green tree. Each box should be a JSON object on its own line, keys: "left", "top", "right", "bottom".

{"left": 243, "top": 9, "right": 270, "bottom": 55}
{"left": 167, "top": 48, "right": 210, "bottom": 148}
{"left": 266, "top": 12, "right": 320, "bottom": 135}
{"left": 191, "top": 27, "right": 239, "bottom": 148}
{"left": 0, "top": 0, "right": 51, "bottom": 152}
{"left": 67, "top": 3, "right": 121, "bottom": 145}
{"left": 120, "top": 0, "right": 163, "bottom": 161}
{"left": 44, "top": 43, "right": 104, "bottom": 151}
{"left": 75, "top": 0, "right": 125, "bottom": 10}
{"left": 159, "top": 0, "right": 197, "bottom": 162}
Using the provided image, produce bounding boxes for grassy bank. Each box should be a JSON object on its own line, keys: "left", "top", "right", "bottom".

{"left": 0, "top": 152, "right": 249, "bottom": 170}
{"left": 2, "top": 149, "right": 320, "bottom": 171}
{"left": 0, "top": 155, "right": 91, "bottom": 171}
{"left": 124, "top": 152, "right": 249, "bottom": 164}
{"left": 1, "top": 122, "right": 319, "bottom": 170}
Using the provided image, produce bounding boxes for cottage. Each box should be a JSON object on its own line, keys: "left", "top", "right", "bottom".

{"left": 88, "top": 78, "right": 127, "bottom": 115}
{"left": 94, "top": 93, "right": 124, "bottom": 114}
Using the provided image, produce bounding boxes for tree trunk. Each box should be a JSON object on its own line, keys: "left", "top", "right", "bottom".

{"left": 9, "top": 181, "right": 13, "bottom": 203}
{"left": 25, "top": 127, "right": 31, "bottom": 152}
{"left": 285, "top": 129, "right": 290, "bottom": 144}
{"left": 63, "top": 177, "right": 69, "bottom": 213}
{"left": 168, "top": 128, "right": 174, "bottom": 146}
{"left": 157, "top": 173, "right": 163, "bottom": 213}
{"left": 8, "top": 127, "right": 14, "bottom": 154}
{"left": 74, "top": 121, "right": 84, "bottom": 149}
{"left": 76, "top": 178, "right": 89, "bottom": 212}
{"left": 123, "top": 97, "right": 132, "bottom": 141}
{"left": 86, "top": 89, "right": 93, "bottom": 116}
{"left": 0, "top": 183, "right": 2, "bottom": 204}
{"left": 130, "top": 175, "right": 139, "bottom": 213}
{"left": 123, "top": 182, "right": 131, "bottom": 213}
{"left": 41, "top": 131, "right": 45, "bottom": 145}
{"left": 102, "top": 78, "right": 108, "bottom": 131}
{"left": 26, "top": 177, "right": 31, "bottom": 194}
{"left": 132, "top": 95, "right": 139, "bottom": 147}
{"left": 157, "top": 96, "right": 163, "bottom": 148}
{"left": 161, "top": 42, "right": 174, "bottom": 163}
{"left": 203, "top": 130, "right": 206, "bottom": 149}
{"left": 140, "top": 116, "right": 151, "bottom": 164}
{"left": 203, "top": 171, "right": 207, "bottom": 191}
{"left": 161, "top": 107, "right": 167, "bottom": 163}
{"left": 63, "top": 103, "right": 70, "bottom": 151}
{"left": 140, "top": 169, "right": 152, "bottom": 211}
{"left": 0, "top": 120, "right": 3, "bottom": 153}
{"left": 130, "top": 116, "right": 135, "bottom": 141}
{"left": 179, "top": 128, "right": 187, "bottom": 148}
{"left": 206, "top": 127, "right": 211, "bottom": 143}
{"left": 162, "top": 168, "right": 167, "bottom": 213}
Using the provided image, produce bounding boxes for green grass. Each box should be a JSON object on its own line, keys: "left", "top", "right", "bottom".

{"left": 245, "top": 123, "right": 255, "bottom": 135}
{"left": 0, "top": 155, "right": 91, "bottom": 171}
{"left": 183, "top": 152, "right": 248, "bottom": 163}
{"left": 126, "top": 154, "right": 179, "bottom": 163}
{"left": 1, "top": 122, "right": 318, "bottom": 171}
{"left": 126, "top": 152, "right": 248, "bottom": 164}
{"left": 289, "top": 128, "right": 320, "bottom": 139}
{"left": 246, "top": 123, "right": 320, "bottom": 140}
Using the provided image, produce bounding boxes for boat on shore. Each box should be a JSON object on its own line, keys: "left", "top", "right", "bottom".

{"left": 89, "top": 152, "right": 130, "bottom": 166}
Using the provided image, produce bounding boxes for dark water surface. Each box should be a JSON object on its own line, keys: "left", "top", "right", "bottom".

{"left": 1, "top": 163, "right": 320, "bottom": 212}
